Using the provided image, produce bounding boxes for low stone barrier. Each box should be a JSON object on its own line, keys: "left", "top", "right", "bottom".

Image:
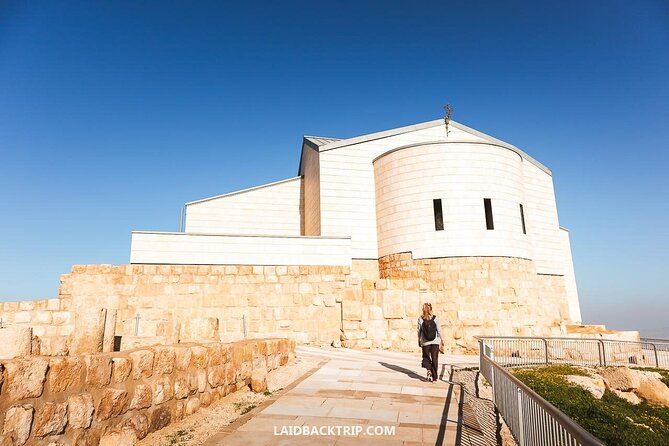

{"left": 0, "top": 255, "right": 589, "bottom": 356}
{"left": 0, "top": 298, "right": 73, "bottom": 356}
{"left": 0, "top": 338, "right": 295, "bottom": 445}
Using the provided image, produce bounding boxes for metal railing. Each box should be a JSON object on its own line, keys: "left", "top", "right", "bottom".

{"left": 479, "top": 340, "right": 605, "bottom": 446}
{"left": 480, "top": 336, "right": 669, "bottom": 369}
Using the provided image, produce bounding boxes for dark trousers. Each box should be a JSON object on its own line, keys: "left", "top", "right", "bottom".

{"left": 422, "top": 344, "right": 439, "bottom": 379}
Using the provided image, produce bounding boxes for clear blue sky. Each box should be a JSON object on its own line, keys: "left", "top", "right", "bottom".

{"left": 1, "top": 1, "right": 667, "bottom": 336}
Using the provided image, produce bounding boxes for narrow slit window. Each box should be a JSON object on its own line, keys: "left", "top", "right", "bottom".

{"left": 519, "top": 204, "right": 526, "bottom": 234}
{"left": 484, "top": 198, "right": 494, "bottom": 230}
{"left": 433, "top": 199, "right": 444, "bottom": 231}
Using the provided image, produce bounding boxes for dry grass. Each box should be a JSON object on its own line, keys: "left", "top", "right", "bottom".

{"left": 138, "top": 355, "right": 320, "bottom": 446}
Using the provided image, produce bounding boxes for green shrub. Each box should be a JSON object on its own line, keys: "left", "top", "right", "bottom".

{"left": 513, "top": 366, "right": 669, "bottom": 445}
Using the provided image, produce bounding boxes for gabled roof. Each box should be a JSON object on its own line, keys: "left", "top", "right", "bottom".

{"left": 314, "top": 118, "right": 551, "bottom": 174}
{"left": 185, "top": 176, "right": 302, "bottom": 206}
{"left": 298, "top": 135, "right": 343, "bottom": 175}
{"left": 303, "top": 135, "right": 341, "bottom": 149}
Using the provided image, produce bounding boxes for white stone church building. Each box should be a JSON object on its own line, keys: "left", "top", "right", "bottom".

{"left": 130, "top": 118, "right": 582, "bottom": 324}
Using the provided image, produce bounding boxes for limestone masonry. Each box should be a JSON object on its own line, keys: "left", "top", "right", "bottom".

{"left": 0, "top": 118, "right": 590, "bottom": 357}
{"left": 0, "top": 338, "right": 294, "bottom": 446}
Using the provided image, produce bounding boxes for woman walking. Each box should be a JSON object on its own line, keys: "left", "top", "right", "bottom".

{"left": 417, "top": 302, "right": 444, "bottom": 382}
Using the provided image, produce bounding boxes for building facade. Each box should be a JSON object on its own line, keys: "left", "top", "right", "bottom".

{"left": 131, "top": 119, "right": 581, "bottom": 324}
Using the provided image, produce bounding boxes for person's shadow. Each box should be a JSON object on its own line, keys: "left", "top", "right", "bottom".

{"left": 378, "top": 361, "right": 431, "bottom": 382}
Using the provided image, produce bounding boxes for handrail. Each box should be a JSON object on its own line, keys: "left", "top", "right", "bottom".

{"left": 477, "top": 335, "right": 669, "bottom": 369}
{"left": 478, "top": 335, "right": 669, "bottom": 343}
{"left": 481, "top": 349, "right": 604, "bottom": 445}
{"left": 479, "top": 338, "right": 612, "bottom": 446}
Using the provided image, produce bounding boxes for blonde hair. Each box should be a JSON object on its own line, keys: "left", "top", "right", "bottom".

{"left": 422, "top": 302, "right": 433, "bottom": 320}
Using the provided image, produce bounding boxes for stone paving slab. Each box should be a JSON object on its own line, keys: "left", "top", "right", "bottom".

{"left": 205, "top": 347, "right": 481, "bottom": 445}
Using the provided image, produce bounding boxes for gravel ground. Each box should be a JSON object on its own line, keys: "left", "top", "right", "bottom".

{"left": 138, "top": 355, "right": 321, "bottom": 446}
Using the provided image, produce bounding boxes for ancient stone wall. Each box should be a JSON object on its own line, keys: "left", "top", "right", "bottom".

{"left": 343, "top": 254, "right": 571, "bottom": 352}
{"left": 0, "top": 338, "right": 294, "bottom": 446}
{"left": 0, "top": 255, "right": 579, "bottom": 356}
{"left": 59, "top": 264, "right": 348, "bottom": 350}
{"left": 0, "top": 299, "right": 73, "bottom": 356}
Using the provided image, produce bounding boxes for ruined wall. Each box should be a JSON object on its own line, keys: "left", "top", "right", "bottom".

{"left": 1, "top": 254, "right": 577, "bottom": 356}
{"left": 0, "top": 338, "right": 294, "bottom": 446}
{"left": 0, "top": 299, "right": 73, "bottom": 356}
{"left": 342, "top": 254, "right": 571, "bottom": 352}
{"left": 59, "top": 264, "right": 348, "bottom": 350}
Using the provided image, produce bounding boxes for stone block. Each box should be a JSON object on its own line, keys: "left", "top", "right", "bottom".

{"left": 51, "top": 311, "right": 72, "bottom": 325}
{"left": 195, "top": 369, "right": 207, "bottom": 393}
{"left": 180, "top": 317, "right": 219, "bottom": 343}
{"left": 174, "top": 345, "right": 192, "bottom": 371}
{"left": 381, "top": 291, "right": 405, "bottom": 319}
{"left": 19, "top": 300, "right": 35, "bottom": 311}
{"left": 200, "top": 391, "right": 213, "bottom": 407}
{"left": 190, "top": 346, "right": 208, "bottom": 368}
{"left": 346, "top": 330, "right": 367, "bottom": 340}
{"left": 173, "top": 373, "right": 190, "bottom": 399}
{"left": 0, "top": 326, "right": 32, "bottom": 359}
{"left": 97, "top": 388, "right": 129, "bottom": 421}
{"left": 368, "top": 306, "right": 383, "bottom": 320}
{"left": 185, "top": 397, "right": 200, "bottom": 415}
{"left": 152, "top": 376, "right": 174, "bottom": 405}
{"left": 356, "top": 340, "right": 372, "bottom": 349}
{"left": 207, "top": 365, "right": 226, "bottom": 388}
{"left": 224, "top": 364, "right": 236, "bottom": 385}
{"left": 365, "top": 320, "right": 388, "bottom": 341}
{"left": 111, "top": 357, "right": 132, "bottom": 383}
{"left": 149, "top": 406, "right": 171, "bottom": 433}
{"left": 102, "top": 309, "right": 117, "bottom": 353}
{"left": 206, "top": 344, "right": 224, "bottom": 366}
{"left": 67, "top": 393, "right": 94, "bottom": 429}
{"left": 251, "top": 368, "right": 267, "bottom": 393}
{"left": 99, "top": 429, "right": 137, "bottom": 446}
{"left": 85, "top": 354, "right": 112, "bottom": 387}
{"left": 4, "top": 357, "right": 49, "bottom": 400}
{"left": 323, "top": 295, "right": 337, "bottom": 307}
{"left": 122, "top": 413, "right": 150, "bottom": 440}
{"left": 33, "top": 401, "right": 67, "bottom": 437}
{"left": 49, "top": 357, "right": 82, "bottom": 392}
{"left": 2, "top": 405, "right": 33, "bottom": 446}
{"left": 34, "top": 311, "right": 52, "bottom": 324}
{"left": 342, "top": 300, "right": 362, "bottom": 321}
{"left": 70, "top": 307, "right": 106, "bottom": 354}
{"left": 130, "top": 350, "right": 154, "bottom": 379}
{"left": 130, "top": 384, "right": 153, "bottom": 410}
{"left": 153, "top": 346, "right": 176, "bottom": 375}
{"left": 342, "top": 320, "right": 359, "bottom": 331}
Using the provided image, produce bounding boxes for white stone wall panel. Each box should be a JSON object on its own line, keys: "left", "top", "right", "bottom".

{"left": 185, "top": 177, "right": 303, "bottom": 235}
{"left": 130, "top": 232, "right": 351, "bottom": 266}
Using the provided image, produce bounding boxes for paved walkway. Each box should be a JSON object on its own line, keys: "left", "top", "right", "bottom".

{"left": 206, "top": 347, "right": 482, "bottom": 446}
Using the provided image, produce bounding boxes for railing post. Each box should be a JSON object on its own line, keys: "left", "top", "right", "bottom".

{"left": 491, "top": 364, "right": 495, "bottom": 404}
{"left": 599, "top": 340, "right": 607, "bottom": 366}
{"left": 652, "top": 343, "right": 659, "bottom": 368}
{"left": 517, "top": 387, "right": 525, "bottom": 446}
{"left": 543, "top": 338, "right": 549, "bottom": 365}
